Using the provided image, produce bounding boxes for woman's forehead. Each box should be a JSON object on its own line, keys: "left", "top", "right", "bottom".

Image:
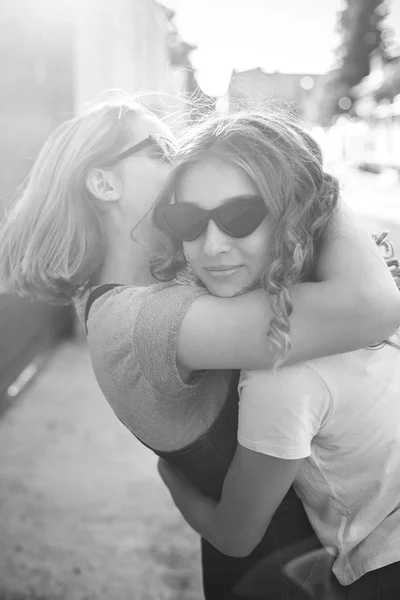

{"left": 176, "top": 158, "right": 257, "bottom": 208}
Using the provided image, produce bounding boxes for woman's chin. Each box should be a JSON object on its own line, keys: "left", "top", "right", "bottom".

{"left": 206, "top": 280, "right": 249, "bottom": 298}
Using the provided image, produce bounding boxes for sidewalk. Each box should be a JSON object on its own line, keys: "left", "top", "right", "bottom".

{"left": 0, "top": 337, "right": 203, "bottom": 600}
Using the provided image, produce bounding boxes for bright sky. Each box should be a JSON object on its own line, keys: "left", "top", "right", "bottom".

{"left": 165, "top": 0, "right": 400, "bottom": 96}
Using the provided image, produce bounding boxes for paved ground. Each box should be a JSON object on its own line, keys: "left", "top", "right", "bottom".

{"left": 0, "top": 339, "right": 203, "bottom": 600}
{"left": 0, "top": 166, "right": 398, "bottom": 600}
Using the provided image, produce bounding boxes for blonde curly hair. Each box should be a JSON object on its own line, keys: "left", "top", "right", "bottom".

{"left": 151, "top": 108, "right": 340, "bottom": 365}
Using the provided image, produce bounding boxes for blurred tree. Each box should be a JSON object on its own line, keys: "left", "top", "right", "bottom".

{"left": 316, "top": 0, "right": 392, "bottom": 125}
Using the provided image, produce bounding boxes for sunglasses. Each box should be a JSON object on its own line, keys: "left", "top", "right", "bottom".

{"left": 109, "top": 134, "right": 177, "bottom": 165}
{"left": 154, "top": 195, "right": 267, "bottom": 242}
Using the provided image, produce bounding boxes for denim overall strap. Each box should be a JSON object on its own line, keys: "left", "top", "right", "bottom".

{"left": 84, "top": 284, "right": 122, "bottom": 333}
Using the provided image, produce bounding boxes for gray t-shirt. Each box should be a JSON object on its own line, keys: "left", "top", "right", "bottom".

{"left": 78, "top": 282, "right": 234, "bottom": 452}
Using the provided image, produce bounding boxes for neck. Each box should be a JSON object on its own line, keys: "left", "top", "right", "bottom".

{"left": 96, "top": 236, "right": 155, "bottom": 288}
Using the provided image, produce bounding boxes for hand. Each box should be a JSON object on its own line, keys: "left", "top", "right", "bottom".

{"left": 157, "top": 458, "right": 217, "bottom": 541}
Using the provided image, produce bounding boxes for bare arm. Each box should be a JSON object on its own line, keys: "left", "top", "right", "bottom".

{"left": 158, "top": 445, "right": 299, "bottom": 557}
{"left": 158, "top": 365, "right": 328, "bottom": 557}
{"left": 177, "top": 203, "right": 400, "bottom": 371}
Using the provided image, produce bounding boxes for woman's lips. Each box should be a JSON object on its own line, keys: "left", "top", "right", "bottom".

{"left": 204, "top": 266, "right": 243, "bottom": 279}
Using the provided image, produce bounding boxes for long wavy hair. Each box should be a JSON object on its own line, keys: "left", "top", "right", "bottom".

{"left": 152, "top": 108, "right": 340, "bottom": 365}
{"left": 0, "top": 97, "right": 151, "bottom": 303}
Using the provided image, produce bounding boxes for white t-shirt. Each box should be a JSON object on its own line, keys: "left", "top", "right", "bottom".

{"left": 238, "top": 333, "right": 400, "bottom": 586}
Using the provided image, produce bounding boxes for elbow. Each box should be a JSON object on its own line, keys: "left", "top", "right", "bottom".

{"left": 385, "top": 291, "right": 400, "bottom": 334}
{"left": 213, "top": 534, "right": 257, "bottom": 558}
{"left": 359, "top": 285, "right": 400, "bottom": 341}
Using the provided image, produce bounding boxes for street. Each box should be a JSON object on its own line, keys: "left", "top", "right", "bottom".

{"left": 0, "top": 166, "right": 398, "bottom": 600}
{"left": 0, "top": 340, "right": 203, "bottom": 600}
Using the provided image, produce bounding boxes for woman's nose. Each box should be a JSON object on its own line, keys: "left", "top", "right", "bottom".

{"left": 201, "top": 219, "right": 232, "bottom": 256}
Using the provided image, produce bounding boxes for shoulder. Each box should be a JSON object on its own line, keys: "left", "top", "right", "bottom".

{"left": 238, "top": 363, "right": 332, "bottom": 457}
{"left": 84, "top": 281, "right": 207, "bottom": 335}
{"left": 306, "top": 336, "right": 400, "bottom": 403}
{"left": 80, "top": 282, "right": 211, "bottom": 404}
{"left": 239, "top": 362, "right": 331, "bottom": 400}
{"left": 87, "top": 282, "right": 208, "bottom": 398}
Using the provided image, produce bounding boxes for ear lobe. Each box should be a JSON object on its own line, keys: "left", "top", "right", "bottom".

{"left": 85, "top": 168, "right": 123, "bottom": 202}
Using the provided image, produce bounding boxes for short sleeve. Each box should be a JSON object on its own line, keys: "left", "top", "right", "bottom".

{"left": 133, "top": 284, "right": 208, "bottom": 398}
{"left": 237, "top": 364, "right": 332, "bottom": 459}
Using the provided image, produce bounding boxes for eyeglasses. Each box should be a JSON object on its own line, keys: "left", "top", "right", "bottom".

{"left": 154, "top": 195, "right": 267, "bottom": 242}
{"left": 109, "top": 134, "right": 177, "bottom": 165}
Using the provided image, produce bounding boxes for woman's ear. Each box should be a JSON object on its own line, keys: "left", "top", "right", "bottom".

{"left": 85, "top": 168, "right": 123, "bottom": 202}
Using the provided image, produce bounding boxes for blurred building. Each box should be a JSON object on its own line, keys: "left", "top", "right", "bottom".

{"left": 227, "top": 68, "right": 323, "bottom": 118}
{"left": 0, "top": 0, "right": 195, "bottom": 409}
{"left": 74, "top": 0, "right": 196, "bottom": 122}
{"left": 0, "top": 0, "right": 195, "bottom": 196}
{"left": 0, "top": 0, "right": 76, "bottom": 406}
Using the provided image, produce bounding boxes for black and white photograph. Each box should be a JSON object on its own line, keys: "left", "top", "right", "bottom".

{"left": 0, "top": 1, "right": 400, "bottom": 598}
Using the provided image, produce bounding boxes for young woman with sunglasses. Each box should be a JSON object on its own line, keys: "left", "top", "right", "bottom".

{"left": 0, "top": 98, "right": 399, "bottom": 600}
{"left": 155, "top": 109, "right": 400, "bottom": 599}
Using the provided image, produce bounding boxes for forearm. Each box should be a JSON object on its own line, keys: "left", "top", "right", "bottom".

{"left": 168, "top": 486, "right": 254, "bottom": 557}
{"left": 176, "top": 493, "right": 221, "bottom": 548}
{"left": 179, "top": 279, "right": 399, "bottom": 371}
{"left": 158, "top": 449, "right": 296, "bottom": 559}
{"left": 315, "top": 205, "right": 400, "bottom": 341}
{"left": 286, "top": 279, "right": 398, "bottom": 365}
{"left": 158, "top": 459, "right": 253, "bottom": 557}
{"left": 288, "top": 221, "right": 400, "bottom": 362}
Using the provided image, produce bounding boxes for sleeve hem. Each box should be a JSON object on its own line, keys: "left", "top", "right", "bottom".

{"left": 134, "top": 284, "right": 208, "bottom": 399}
{"left": 238, "top": 437, "right": 311, "bottom": 460}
